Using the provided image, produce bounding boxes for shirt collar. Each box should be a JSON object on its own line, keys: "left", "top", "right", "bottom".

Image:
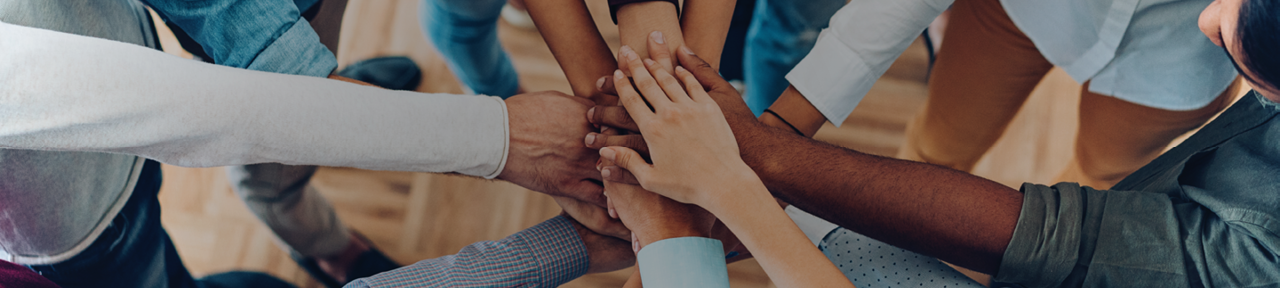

{"left": 1255, "top": 90, "right": 1280, "bottom": 113}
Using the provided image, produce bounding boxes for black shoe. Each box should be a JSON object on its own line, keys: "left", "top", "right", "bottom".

{"left": 196, "top": 271, "right": 296, "bottom": 288}
{"left": 335, "top": 56, "right": 423, "bottom": 91}
{"left": 291, "top": 234, "right": 401, "bottom": 288}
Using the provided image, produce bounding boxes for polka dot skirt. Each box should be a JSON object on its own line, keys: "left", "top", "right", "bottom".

{"left": 819, "top": 228, "right": 984, "bottom": 288}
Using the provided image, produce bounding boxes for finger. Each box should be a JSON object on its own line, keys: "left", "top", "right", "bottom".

{"left": 674, "top": 45, "right": 735, "bottom": 94}
{"left": 613, "top": 70, "right": 655, "bottom": 124}
{"left": 606, "top": 194, "right": 618, "bottom": 219}
{"left": 554, "top": 196, "right": 631, "bottom": 239}
{"left": 646, "top": 31, "right": 675, "bottom": 73}
{"left": 585, "top": 133, "right": 649, "bottom": 157}
{"left": 561, "top": 179, "right": 607, "bottom": 207}
{"left": 599, "top": 146, "right": 652, "bottom": 183}
{"left": 588, "top": 105, "right": 640, "bottom": 131}
{"left": 590, "top": 76, "right": 620, "bottom": 106}
{"left": 675, "top": 66, "right": 712, "bottom": 103}
{"left": 643, "top": 58, "right": 692, "bottom": 103}
{"left": 600, "top": 165, "right": 641, "bottom": 185}
{"left": 619, "top": 46, "right": 673, "bottom": 109}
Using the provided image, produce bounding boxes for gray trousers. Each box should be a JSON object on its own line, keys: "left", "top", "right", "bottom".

{"left": 227, "top": 164, "right": 351, "bottom": 258}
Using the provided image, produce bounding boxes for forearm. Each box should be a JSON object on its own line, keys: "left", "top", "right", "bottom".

{"left": 679, "top": 0, "right": 736, "bottom": 68}
{"left": 760, "top": 86, "right": 827, "bottom": 137}
{"left": 0, "top": 23, "right": 508, "bottom": 177}
{"left": 737, "top": 123, "right": 1021, "bottom": 274}
{"left": 708, "top": 180, "right": 851, "bottom": 288}
{"left": 616, "top": 1, "right": 685, "bottom": 64}
{"left": 525, "top": 0, "right": 617, "bottom": 98}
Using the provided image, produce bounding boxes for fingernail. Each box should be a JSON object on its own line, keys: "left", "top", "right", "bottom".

{"left": 643, "top": 59, "right": 656, "bottom": 67}
{"left": 587, "top": 106, "right": 596, "bottom": 121}
{"left": 599, "top": 148, "right": 616, "bottom": 160}
{"left": 680, "top": 46, "right": 695, "bottom": 55}
{"left": 585, "top": 133, "right": 597, "bottom": 146}
{"left": 596, "top": 76, "right": 607, "bottom": 89}
{"left": 621, "top": 46, "right": 638, "bottom": 60}
{"left": 596, "top": 158, "right": 603, "bottom": 170}
{"left": 725, "top": 251, "right": 739, "bottom": 259}
{"left": 608, "top": 206, "right": 618, "bottom": 219}
{"left": 651, "top": 31, "right": 664, "bottom": 44}
{"left": 601, "top": 167, "right": 613, "bottom": 178}
{"left": 675, "top": 66, "right": 688, "bottom": 75}
{"left": 614, "top": 69, "right": 626, "bottom": 80}
{"left": 600, "top": 126, "right": 610, "bottom": 133}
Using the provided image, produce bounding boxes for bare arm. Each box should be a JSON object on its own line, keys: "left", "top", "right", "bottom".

{"left": 679, "top": 0, "right": 736, "bottom": 68}
{"left": 760, "top": 86, "right": 827, "bottom": 137}
{"left": 525, "top": 0, "right": 617, "bottom": 99}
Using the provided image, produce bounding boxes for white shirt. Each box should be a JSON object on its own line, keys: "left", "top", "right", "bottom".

{"left": 0, "top": 21, "right": 510, "bottom": 178}
{"left": 787, "top": 0, "right": 1238, "bottom": 126}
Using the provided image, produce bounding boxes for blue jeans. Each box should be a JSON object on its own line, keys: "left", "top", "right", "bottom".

{"left": 742, "top": 0, "right": 844, "bottom": 116}
{"left": 420, "top": 0, "right": 520, "bottom": 98}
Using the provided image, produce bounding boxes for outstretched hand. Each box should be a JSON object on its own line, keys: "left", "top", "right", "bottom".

{"left": 501, "top": 91, "right": 607, "bottom": 206}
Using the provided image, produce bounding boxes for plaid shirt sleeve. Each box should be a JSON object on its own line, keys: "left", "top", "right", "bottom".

{"left": 345, "top": 216, "right": 590, "bottom": 287}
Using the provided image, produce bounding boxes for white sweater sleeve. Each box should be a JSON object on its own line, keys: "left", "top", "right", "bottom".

{"left": 0, "top": 22, "right": 509, "bottom": 178}
{"left": 785, "top": 0, "right": 951, "bottom": 126}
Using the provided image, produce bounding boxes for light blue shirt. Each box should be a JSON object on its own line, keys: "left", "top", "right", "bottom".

{"left": 787, "top": 0, "right": 1237, "bottom": 126}
{"left": 636, "top": 237, "right": 730, "bottom": 288}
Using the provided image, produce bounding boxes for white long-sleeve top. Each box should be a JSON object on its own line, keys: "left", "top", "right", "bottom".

{"left": 0, "top": 20, "right": 510, "bottom": 178}
{"left": 788, "top": 0, "right": 1237, "bottom": 126}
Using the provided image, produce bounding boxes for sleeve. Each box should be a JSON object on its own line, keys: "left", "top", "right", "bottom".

{"left": 995, "top": 182, "right": 1280, "bottom": 287}
{"left": 0, "top": 21, "right": 508, "bottom": 178}
{"left": 142, "top": 0, "right": 337, "bottom": 77}
{"left": 784, "top": 0, "right": 952, "bottom": 126}
{"left": 636, "top": 237, "right": 729, "bottom": 288}
{"left": 785, "top": 205, "right": 839, "bottom": 246}
{"left": 345, "top": 216, "right": 590, "bottom": 288}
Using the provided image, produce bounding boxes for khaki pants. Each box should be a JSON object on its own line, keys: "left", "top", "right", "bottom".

{"left": 898, "top": 0, "right": 1236, "bottom": 189}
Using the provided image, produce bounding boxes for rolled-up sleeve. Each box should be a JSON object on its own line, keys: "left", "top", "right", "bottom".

{"left": 996, "top": 182, "right": 1280, "bottom": 287}
{"left": 636, "top": 237, "right": 729, "bottom": 288}
{"left": 143, "top": 0, "right": 337, "bottom": 77}
{"left": 785, "top": 0, "right": 951, "bottom": 126}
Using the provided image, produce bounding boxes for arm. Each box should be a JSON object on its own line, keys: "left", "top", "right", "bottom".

{"left": 600, "top": 40, "right": 853, "bottom": 287}
{"left": 591, "top": 45, "right": 1019, "bottom": 274}
{"left": 0, "top": 22, "right": 608, "bottom": 205}
{"left": 345, "top": 215, "right": 631, "bottom": 287}
{"left": 142, "top": 0, "right": 337, "bottom": 77}
{"left": 768, "top": 0, "right": 952, "bottom": 128}
{"left": 524, "top": 0, "right": 618, "bottom": 99}
{"left": 679, "top": 0, "right": 736, "bottom": 68}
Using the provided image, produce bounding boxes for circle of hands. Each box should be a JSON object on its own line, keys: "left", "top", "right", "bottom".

{"left": 547, "top": 31, "right": 771, "bottom": 274}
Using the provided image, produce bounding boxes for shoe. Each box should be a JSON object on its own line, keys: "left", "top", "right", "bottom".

{"left": 196, "top": 271, "right": 296, "bottom": 288}
{"left": 291, "top": 233, "right": 400, "bottom": 288}
{"left": 335, "top": 56, "right": 423, "bottom": 91}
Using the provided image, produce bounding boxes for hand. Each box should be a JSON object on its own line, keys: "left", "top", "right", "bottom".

{"left": 599, "top": 43, "right": 757, "bottom": 206}
{"left": 501, "top": 91, "right": 606, "bottom": 206}
{"left": 564, "top": 213, "right": 636, "bottom": 273}
{"left": 601, "top": 168, "right": 712, "bottom": 250}
{"left": 554, "top": 196, "right": 630, "bottom": 240}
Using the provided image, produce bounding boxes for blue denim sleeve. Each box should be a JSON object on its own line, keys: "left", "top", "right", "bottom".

{"left": 344, "top": 216, "right": 589, "bottom": 288}
{"left": 636, "top": 237, "right": 729, "bottom": 288}
{"left": 142, "top": 0, "right": 337, "bottom": 77}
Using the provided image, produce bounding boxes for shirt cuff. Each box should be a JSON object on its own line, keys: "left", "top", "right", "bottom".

{"left": 994, "top": 183, "right": 1086, "bottom": 287}
{"left": 517, "top": 215, "right": 591, "bottom": 287}
{"left": 245, "top": 18, "right": 338, "bottom": 77}
{"left": 785, "top": 205, "right": 840, "bottom": 246}
{"left": 485, "top": 97, "right": 510, "bottom": 179}
{"left": 637, "top": 237, "right": 730, "bottom": 288}
{"left": 785, "top": 30, "right": 878, "bottom": 127}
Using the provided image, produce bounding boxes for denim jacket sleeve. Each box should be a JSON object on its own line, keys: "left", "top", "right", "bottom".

{"left": 143, "top": 0, "right": 337, "bottom": 77}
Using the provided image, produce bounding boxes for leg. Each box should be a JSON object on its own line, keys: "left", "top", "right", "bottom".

{"left": 228, "top": 165, "right": 351, "bottom": 260}
{"left": 1055, "top": 80, "right": 1239, "bottom": 189}
{"left": 420, "top": 0, "right": 520, "bottom": 98}
{"left": 896, "top": 0, "right": 1054, "bottom": 172}
{"left": 741, "top": 0, "right": 844, "bottom": 116}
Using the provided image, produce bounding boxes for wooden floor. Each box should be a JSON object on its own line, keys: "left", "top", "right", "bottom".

{"left": 150, "top": 1, "right": 1205, "bottom": 287}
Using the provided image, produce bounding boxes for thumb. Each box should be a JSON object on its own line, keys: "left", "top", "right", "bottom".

{"left": 674, "top": 45, "right": 734, "bottom": 94}
{"left": 600, "top": 147, "right": 652, "bottom": 183}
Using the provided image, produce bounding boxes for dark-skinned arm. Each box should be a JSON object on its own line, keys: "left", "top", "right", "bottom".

{"left": 525, "top": 0, "right": 618, "bottom": 99}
